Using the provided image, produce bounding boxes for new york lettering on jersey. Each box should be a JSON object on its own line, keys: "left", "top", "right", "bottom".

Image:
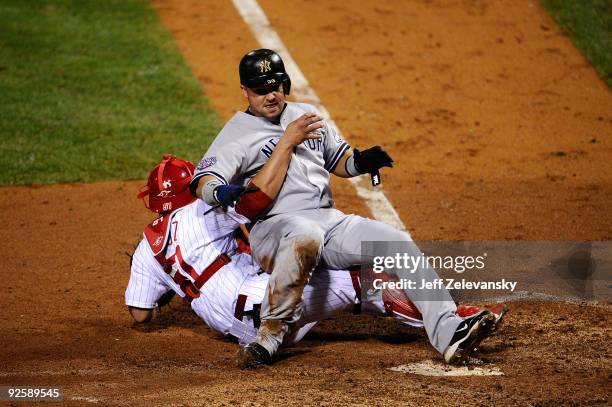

{"left": 193, "top": 102, "right": 349, "bottom": 215}
{"left": 260, "top": 136, "right": 324, "bottom": 159}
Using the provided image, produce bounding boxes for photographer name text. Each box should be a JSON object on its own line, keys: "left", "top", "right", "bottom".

{"left": 372, "top": 278, "right": 517, "bottom": 292}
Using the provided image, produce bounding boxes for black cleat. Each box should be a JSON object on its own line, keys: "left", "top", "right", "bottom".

{"left": 443, "top": 310, "right": 496, "bottom": 364}
{"left": 237, "top": 342, "right": 272, "bottom": 368}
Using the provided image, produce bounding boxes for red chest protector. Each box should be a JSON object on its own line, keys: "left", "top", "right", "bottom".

{"left": 144, "top": 215, "right": 172, "bottom": 267}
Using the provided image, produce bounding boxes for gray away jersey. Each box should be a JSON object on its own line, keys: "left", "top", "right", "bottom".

{"left": 192, "top": 102, "right": 350, "bottom": 216}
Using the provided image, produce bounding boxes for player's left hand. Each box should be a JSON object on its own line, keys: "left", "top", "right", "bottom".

{"left": 353, "top": 146, "right": 394, "bottom": 174}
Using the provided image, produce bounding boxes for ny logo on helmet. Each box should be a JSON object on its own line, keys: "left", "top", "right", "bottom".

{"left": 259, "top": 60, "right": 271, "bottom": 73}
{"left": 163, "top": 180, "right": 172, "bottom": 189}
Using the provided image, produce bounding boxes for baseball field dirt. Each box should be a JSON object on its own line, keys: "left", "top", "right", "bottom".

{"left": 1, "top": 0, "right": 610, "bottom": 405}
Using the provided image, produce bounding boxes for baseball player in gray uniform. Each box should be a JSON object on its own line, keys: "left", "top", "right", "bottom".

{"left": 191, "top": 49, "right": 497, "bottom": 366}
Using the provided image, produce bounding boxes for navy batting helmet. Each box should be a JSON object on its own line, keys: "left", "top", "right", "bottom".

{"left": 239, "top": 49, "right": 291, "bottom": 95}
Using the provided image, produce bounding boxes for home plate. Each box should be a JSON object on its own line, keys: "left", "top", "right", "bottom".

{"left": 389, "top": 360, "right": 503, "bottom": 376}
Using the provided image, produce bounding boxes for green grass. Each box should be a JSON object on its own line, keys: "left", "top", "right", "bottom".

{"left": 0, "top": 0, "right": 220, "bottom": 185}
{"left": 541, "top": 0, "right": 612, "bottom": 86}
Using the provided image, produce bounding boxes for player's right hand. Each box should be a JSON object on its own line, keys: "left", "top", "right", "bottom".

{"left": 214, "top": 184, "right": 247, "bottom": 210}
{"left": 283, "top": 113, "right": 324, "bottom": 146}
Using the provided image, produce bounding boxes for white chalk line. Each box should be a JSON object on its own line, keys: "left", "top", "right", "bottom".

{"left": 231, "top": 0, "right": 406, "bottom": 231}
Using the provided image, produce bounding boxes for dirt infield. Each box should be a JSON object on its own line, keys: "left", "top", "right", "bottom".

{"left": 1, "top": 0, "right": 611, "bottom": 405}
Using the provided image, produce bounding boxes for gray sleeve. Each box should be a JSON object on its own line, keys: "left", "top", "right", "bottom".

{"left": 190, "top": 140, "right": 247, "bottom": 193}
{"left": 322, "top": 120, "right": 350, "bottom": 172}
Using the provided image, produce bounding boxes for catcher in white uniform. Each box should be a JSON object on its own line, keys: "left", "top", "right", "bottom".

{"left": 126, "top": 154, "right": 505, "bottom": 352}
{"left": 191, "top": 49, "right": 504, "bottom": 365}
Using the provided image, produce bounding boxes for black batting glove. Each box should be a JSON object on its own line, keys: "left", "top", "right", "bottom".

{"left": 353, "top": 146, "right": 394, "bottom": 174}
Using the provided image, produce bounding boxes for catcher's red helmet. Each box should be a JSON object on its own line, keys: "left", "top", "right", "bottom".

{"left": 137, "top": 154, "right": 196, "bottom": 213}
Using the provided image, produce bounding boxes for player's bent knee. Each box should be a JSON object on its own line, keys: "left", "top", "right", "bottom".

{"left": 294, "top": 235, "right": 323, "bottom": 271}
{"left": 294, "top": 228, "right": 325, "bottom": 255}
{"left": 305, "top": 227, "right": 325, "bottom": 246}
{"left": 280, "top": 222, "right": 325, "bottom": 249}
{"left": 128, "top": 306, "right": 154, "bottom": 323}
{"left": 288, "top": 223, "right": 325, "bottom": 242}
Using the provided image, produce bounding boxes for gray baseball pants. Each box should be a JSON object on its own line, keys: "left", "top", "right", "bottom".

{"left": 249, "top": 207, "right": 462, "bottom": 355}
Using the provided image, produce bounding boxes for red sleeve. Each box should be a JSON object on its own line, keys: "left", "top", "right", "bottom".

{"left": 235, "top": 180, "right": 274, "bottom": 220}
